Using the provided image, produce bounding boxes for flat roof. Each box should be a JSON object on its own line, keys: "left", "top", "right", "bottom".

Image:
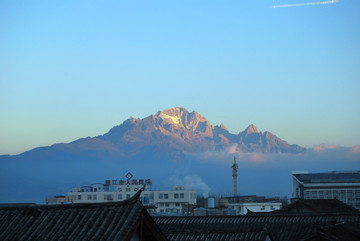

{"left": 293, "top": 171, "right": 360, "bottom": 184}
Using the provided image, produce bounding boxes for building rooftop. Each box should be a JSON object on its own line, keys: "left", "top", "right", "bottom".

{"left": 285, "top": 199, "right": 360, "bottom": 213}
{"left": 293, "top": 170, "right": 360, "bottom": 184}
{"left": 247, "top": 199, "right": 359, "bottom": 215}
{"left": 0, "top": 190, "right": 167, "bottom": 241}
{"left": 154, "top": 213, "right": 360, "bottom": 241}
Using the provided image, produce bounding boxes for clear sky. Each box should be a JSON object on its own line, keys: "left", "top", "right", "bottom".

{"left": 1, "top": 0, "right": 359, "bottom": 155}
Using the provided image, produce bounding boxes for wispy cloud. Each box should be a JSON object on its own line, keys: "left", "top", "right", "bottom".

{"left": 313, "top": 143, "right": 340, "bottom": 151}
{"left": 169, "top": 175, "right": 211, "bottom": 198}
{"left": 352, "top": 146, "right": 360, "bottom": 153}
{"left": 188, "top": 143, "right": 360, "bottom": 166}
{"left": 273, "top": 0, "right": 338, "bottom": 8}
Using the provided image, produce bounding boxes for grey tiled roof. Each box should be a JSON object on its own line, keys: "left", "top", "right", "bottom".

{"left": 165, "top": 230, "right": 270, "bottom": 241}
{"left": 0, "top": 191, "right": 166, "bottom": 241}
{"left": 265, "top": 199, "right": 360, "bottom": 214}
{"left": 154, "top": 213, "right": 360, "bottom": 241}
{"left": 293, "top": 171, "right": 360, "bottom": 184}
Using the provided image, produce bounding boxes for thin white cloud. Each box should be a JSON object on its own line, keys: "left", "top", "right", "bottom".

{"left": 352, "top": 146, "right": 360, "bottom": 153}
{"left": 313, "top": 143, "right": 341, "bottom": 151}
{"left": 169, "top": 175, "right": 211, "bottom": 198}
{"left": 273, "top": 0, "right": 338, "bottom": 8}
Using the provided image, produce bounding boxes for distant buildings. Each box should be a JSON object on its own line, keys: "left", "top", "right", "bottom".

{"left": 47, "top": 172, "right": 197, "bottom": 215}
{"left": 5, "top": 191, "right": 360, "bottom": 241}
{"left": 194, "top": 196, "right": 282, "bottom": 216}
{"left": 228, "top": 202, "right": 282, "bottom": 215}
{"left": 292, "top": 170, "right": 360, "bottom": 210}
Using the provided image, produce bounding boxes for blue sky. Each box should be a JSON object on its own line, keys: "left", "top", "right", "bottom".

{"left": 1, "top": 0, "right": 359, "bottom": 155}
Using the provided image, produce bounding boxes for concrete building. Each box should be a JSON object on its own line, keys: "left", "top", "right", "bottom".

{"left": 227, "top": 202, "right": 282, "bottom": 215}
{"left": 196, "top": 196, "right": 281, "bottom": 216}
{"left": 45, "top": 195, "right": 74, "bottom": 205}
{"left": 292, "top": 170, "right": 360, "bottom": 210}
{"left": 64, "top": 172, "right": 197, "bottom": 214}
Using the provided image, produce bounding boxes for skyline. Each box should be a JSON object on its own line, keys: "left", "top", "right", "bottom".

{"left": 1, "top": 0, "right": 360, "bottom": 155}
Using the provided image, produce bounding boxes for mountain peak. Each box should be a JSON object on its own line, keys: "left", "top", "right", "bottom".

{"left": 244, "top": 124, "right": 258, "bottom": 134}
{"left": 161, "top": 107, "right": 188, "bottom": 116}
{"left": 220, "top": 123, "right": 228, "bottom": 131}
{"left": 157, "top": 107, "right": 189, "bottom": 125}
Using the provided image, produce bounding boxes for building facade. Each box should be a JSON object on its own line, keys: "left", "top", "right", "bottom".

{"left": 65, "top": 172, "right": 197, "bottom": 214}
{"left": 227, "top": 202, "right": 282, "bottom": 215}
{"left": 292, "top": 170, "right": 360, "bottom": 210}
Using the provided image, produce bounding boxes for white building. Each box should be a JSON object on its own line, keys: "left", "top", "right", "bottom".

{"left": 227, "top": 202, "right": 282, "bottom": 215}
{"left": 67, "top": 172, "right": 197, "bottom": 214}
{"left": 292, "top": 170, "right": 360, "bottom": 210}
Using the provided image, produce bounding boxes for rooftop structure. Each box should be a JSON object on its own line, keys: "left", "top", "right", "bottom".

{"left": 292, "top": 170, "right": 360, "bottom": 210}
{"left": 1, "top": 190, "right": 167, "bottom": 241}
{"left": 281, "top": 199, "right": 359, "bottom": 213}
{"left": 154, "top": 213, "right": 360, "bottom": 241}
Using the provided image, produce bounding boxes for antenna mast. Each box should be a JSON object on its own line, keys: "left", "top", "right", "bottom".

{"left": 232, "top": 156, "right": 238, "bottom": 196}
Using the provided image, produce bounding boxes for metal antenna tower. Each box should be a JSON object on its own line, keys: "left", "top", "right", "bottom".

{"left": 232, "top": 156, "right": 238, "bottom": 196}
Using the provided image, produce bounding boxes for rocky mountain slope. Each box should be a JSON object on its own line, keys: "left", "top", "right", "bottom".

{"left": 9, "top": 107, "right": 305, "bottom": 161}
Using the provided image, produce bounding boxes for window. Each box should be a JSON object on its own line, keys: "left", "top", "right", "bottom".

{"left": 261, "top": 206, "right": 265, "bottom": 210}
{"left": 118, "top": 188, "right": 122, "bottom": 192}
{"left": 164, "top": 194, "right": 169, "bottom": 199}
{"left": 174, "top": 193, "right": 179, "bottom": 199}
{"left": 87, "top": 195, "right": 92, "bottom": 200}
{"left": 126, "top": 194, "right": 130, "bottom": 199}
{"left": 180, "top": 193, "right": 184, "bottom": 199}
{"left": 175, "top": 203, "right": 180, "bottom": 206}
{"left": 78, "top": 195, "right": 82, "bottom": 200}
{"left": 104, "top": 194, "right": 114, "bottom": 201}
{"left": 159, "top": 193, "right": 163, "bottom": 199}
{"left": 118, "top": 194, "right": 122, "bottom": 200}
{"left": 93, "top": 195, "right": 97, "bottom": 200}
{"left": 126, "top": 188, "right": 131, "bottom": 192}
{"left": 165, "top": 203, "right": 169, "bottom": 207}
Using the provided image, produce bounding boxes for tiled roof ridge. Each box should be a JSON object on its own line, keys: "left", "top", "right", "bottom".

{"left": 155, "top": 213, "right": 360, "bottom": 219}
{"left": 164, "top": 228, "right": 268, "bottom": 235}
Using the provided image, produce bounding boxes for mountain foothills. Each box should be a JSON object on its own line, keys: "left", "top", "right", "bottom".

{"left": 8, "top": 107, "right": 305, "bottom": 161}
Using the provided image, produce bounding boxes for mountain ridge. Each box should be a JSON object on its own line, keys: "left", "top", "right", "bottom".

{"left": 5, "top": 107, "right": 306, "bottom": 161}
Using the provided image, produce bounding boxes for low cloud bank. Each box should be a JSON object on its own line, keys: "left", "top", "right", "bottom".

{"left": 187, "top": 144, "right": 360, "bottom": 166}
{"left": 313, "top": 143, "right": 341, "bottom": 151}
{"left": 184, "top": 144, "right": 360, "bottom": 197}
{"left": 1, "top": 143, "right": 359, "bottom": 203}
{"left": 352, "top": 145, "right": 360, "bottom": 153}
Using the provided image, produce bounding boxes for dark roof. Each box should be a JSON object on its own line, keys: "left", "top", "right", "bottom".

{"left": 293, "top": 171, "right": 360, "bottom": 184}
{"left": 282, "top": 199, "right": 360, "bottom": 213}
{"left": 165, "top": 229, "right": 271, "bottom": 241}
{"left": 0, "top": 191, "right": 167, "bottom": 241}
{"left": 154, "top": 213, "right": 360, "bottom": 241}
{"left": 298, "top": 222, "right": 360, "bottom": 241}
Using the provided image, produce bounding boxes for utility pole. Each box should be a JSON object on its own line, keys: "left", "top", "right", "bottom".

{"left": 232, "top": 157, "right": 238, "bottom": 196}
